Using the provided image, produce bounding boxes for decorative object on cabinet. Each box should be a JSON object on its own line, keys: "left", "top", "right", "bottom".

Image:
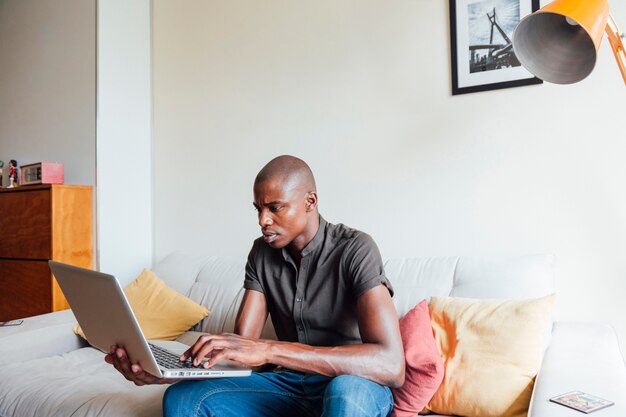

{"left": 449, "top": 0, "right": 542, "bottom": 95}
{"left": 0, "top": 184, "right": 93, "bottom": 321}
{"left": 20, "top": 162, "right": 65, "bottom": 186}
{"left": 8, "top": 160, "right": 18, "bottom": 188}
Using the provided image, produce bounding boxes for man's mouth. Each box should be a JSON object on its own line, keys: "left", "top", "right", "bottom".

{"left": 262, "top": 231, "right": 278, "bottom": 243}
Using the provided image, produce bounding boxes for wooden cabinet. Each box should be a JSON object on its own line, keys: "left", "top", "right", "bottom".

{"left": 0, "top": 184, "right": 93, "bottom": 321}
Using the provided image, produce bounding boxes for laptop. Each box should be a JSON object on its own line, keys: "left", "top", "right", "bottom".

{"left": 49, "top": 260, "right": 252, "bottom": 379}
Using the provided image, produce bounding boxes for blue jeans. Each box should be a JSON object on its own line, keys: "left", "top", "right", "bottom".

{"left": 162, "top": 370, "right": 393, "bottom": 417}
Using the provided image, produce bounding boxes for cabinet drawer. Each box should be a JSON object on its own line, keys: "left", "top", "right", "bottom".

{"left": 0, "top": 260, "right": 52, "bottom": 321}
{"left": 0, "top": 189, "right": 51, "bottom": 259}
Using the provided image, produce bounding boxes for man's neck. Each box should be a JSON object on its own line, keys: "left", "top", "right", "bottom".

{"left": 287, "top": 213, "right": 320, "bottom": 260}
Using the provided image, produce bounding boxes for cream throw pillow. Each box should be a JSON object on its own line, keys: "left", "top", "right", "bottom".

{"left": 427, "top": 294, "right": 555, "bottom": 417}
{"left": 74, "top": 269, "right": 210, "bottom": 341}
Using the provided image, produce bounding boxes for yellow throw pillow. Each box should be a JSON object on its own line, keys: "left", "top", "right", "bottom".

{"left": 427, "top": 294, "right": 555, "bottom": 417}
{"left": 74, "top": 269, "right": 209, "bottom": 341}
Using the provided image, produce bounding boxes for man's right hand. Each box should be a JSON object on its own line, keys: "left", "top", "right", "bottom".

{"left": 104, "top": 346, "right": 180, "bottom": 386}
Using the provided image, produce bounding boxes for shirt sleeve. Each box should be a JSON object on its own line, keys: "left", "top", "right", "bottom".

{"left": 243, "top": 240, "right": 265, "bottom": 294}
{"left": 343, "top": 233, "right": 394, "bottom": 299}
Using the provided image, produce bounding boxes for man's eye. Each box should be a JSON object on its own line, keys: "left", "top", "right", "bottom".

{"left": 269, "top": 206, "right": 282, "bottom": 213}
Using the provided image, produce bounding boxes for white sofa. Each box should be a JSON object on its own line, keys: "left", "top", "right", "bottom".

{"left": 0, "top": 253, "right": 624, "bottom": 417}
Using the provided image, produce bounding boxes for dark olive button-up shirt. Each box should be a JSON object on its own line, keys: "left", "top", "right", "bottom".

{"left": 244, "top": 215, "right": 393, "bottom": 347}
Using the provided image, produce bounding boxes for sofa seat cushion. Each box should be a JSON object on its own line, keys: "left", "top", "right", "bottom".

{"left": 0, "top": 344, "right": 456, "bottom": 417}
{"left": 0, "top": 347, "right": 166, "bottom": 417}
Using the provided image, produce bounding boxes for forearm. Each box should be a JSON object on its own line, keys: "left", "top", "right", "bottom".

{"left": 264, "top": 340, "right": 405, "bottom": 388}
{"left": 204, "top": 287, "right": 405, "bottom": 387}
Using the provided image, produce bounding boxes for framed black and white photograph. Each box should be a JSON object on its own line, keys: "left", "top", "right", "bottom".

{"left": 449, "top": 0, "right": 542, "bottom": 95}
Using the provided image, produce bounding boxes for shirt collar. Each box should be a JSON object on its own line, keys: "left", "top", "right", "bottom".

{"left": 301, "top": 214, "right": 326, "bottom": 257}
{"left": 281, "top": 214, "right": 327, "bottom": 260}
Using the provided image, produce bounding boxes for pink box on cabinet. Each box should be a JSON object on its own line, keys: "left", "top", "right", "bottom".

{"left": 20, "top": 162, "right": 64, "bottom": 185}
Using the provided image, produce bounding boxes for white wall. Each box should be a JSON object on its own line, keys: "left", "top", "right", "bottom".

{"left": 97, "top": 0, "right": 153, "bottom": 285}
{"left": 0, "top": 0, "right": 96, "bottom": 186}
{"left": 152, "top": 0, "right": 626, "bottom": 348}
{"left": 0, "top": 0, "right": 153, "bottom": 284}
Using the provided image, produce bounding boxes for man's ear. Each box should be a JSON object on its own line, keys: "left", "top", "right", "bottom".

{"left": 305, "top": 192, "right": 318, "bottom": 212}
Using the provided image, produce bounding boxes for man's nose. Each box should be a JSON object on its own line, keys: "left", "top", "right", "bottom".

{"left": 259, "top": 210, "right": 273, "bottom": 227}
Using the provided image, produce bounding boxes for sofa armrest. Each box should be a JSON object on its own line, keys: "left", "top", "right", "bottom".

{"left": 0, "top": 309, "right": 87, "bottom": 366}
{"left": 529, "top": 321, "right": 626, "bottom": 417}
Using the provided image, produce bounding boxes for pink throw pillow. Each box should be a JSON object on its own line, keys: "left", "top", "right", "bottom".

{"left": 391, "top": 300, "right": 444, "bottom": 417}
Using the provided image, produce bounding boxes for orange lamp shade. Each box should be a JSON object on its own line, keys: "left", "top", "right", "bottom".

{"left": 513, "top": 0, "right": 611, "bottom": 84}
{"left": 541, "top": 0, "right": 609, "bottom": 49}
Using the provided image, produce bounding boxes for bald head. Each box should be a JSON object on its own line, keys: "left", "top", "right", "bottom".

{"left": 253, "top": 156, "right": 319, "bottom": 251}
{"left": 255, "top": 155, "right": 316, "bottom": 194}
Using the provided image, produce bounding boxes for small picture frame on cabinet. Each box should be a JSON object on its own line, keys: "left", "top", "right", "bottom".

{"left": 20, "top": 162, "right": 64, "bottom": 186}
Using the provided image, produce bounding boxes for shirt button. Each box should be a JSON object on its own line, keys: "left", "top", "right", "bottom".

{"left": 296, "top": 298, "right": 302, "bottom": 302}
{"left": 298, "top": 326, "right": 304, "bottom": 331}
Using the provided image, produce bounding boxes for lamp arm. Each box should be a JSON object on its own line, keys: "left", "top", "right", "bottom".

{"left": 605, "top": 14, "right": 626, "bottom": 85}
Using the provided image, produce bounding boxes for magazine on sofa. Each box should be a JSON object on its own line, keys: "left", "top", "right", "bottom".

{"left": 550, "top": 391, "right": 614, "bottom": 414}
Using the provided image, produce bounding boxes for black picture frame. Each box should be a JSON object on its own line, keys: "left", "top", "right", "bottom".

{"left": 450, "top": 0, "right": 542, "bottom": 95}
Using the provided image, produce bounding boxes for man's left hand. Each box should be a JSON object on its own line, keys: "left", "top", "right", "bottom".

{"left": 180, "top": 333, "right": 270, "bottom": 368}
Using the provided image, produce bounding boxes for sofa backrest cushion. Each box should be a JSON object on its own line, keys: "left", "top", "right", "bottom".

{"left": 151, "top": 251, "right": 211, "bottom": 296}
{"left": 152, "top": 253, "right": 556, "bottom": 337}
{"left": 383, "top": 257, "right": 458, "bottom": 318}
{"left": 449, "top": 255, "right": 555, "bottom": 299}
{"left": 186, "top": 256, "right": 247, "bottom": 335}
{"left": 386, "top": 255, "right": 555, "bottom": 319}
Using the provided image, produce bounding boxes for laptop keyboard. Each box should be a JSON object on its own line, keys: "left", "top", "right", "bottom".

{"left": 149, "top": 343, "right": 204, "bottom": 369}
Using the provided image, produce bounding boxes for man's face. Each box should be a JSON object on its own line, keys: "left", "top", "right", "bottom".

{"left": 253, "top": 178, "right": 309, "bottom": 249}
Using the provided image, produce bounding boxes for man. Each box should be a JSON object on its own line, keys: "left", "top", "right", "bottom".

{"left": 106, "top": 155, "right": 405, "bottom": 417}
